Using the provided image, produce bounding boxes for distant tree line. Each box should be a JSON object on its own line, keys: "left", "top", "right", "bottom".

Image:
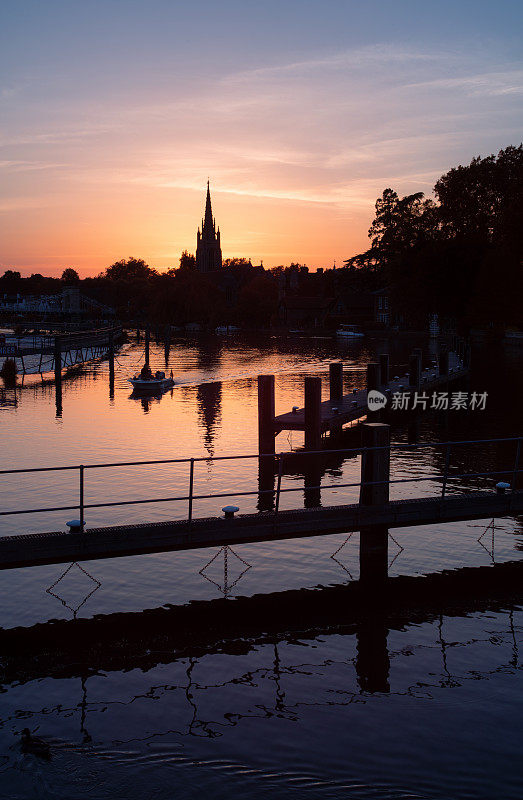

{"left": 1, "top": 145, "right": 521, "bottom": 330}
{"left": 345, "top": 145, "right": 523, "bottom": 329}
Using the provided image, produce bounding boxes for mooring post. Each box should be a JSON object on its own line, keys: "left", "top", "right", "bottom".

{"left": 54, "top": 334, "right": 62, "bottom": 418}
{"left": 409, "top": 353, "right": 421, "bottom": 388}
{"left": 438, "top": 350, "right": 449, "bottom": 377}
{"left": 258, "top": 374, "right": 275, "bottom": 456}
{"left": 145, "top": 325, "right": 150, "bottom": 367}
{"left": 464, "top": 341, "right": 471, "bottom": 368}
{"left": 54, "top": 335, "right": 62, "bottom": 387}
{"left": 366, "top": 362, "right": 380, "bottom": 392}
{"left": 379, "top": 354, "right": 389, "bottom": 386}
{"left": 304, "top": 375, "right": 322, "bottom": 450}
{"left": 136, "top": 326, "right": 141, "bottom": 342}
{"left": 359, "top": 422, "right": 390, "bottom": 585}
{"left": 329, "top": 361, "right": 343, "bottom": 402}
{"left": 108, "top": 331, "right": 115, "bottom": 400}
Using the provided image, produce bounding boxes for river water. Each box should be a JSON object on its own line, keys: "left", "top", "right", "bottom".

{"left": 0, "top": 333, "right": 522, "bottom": 799}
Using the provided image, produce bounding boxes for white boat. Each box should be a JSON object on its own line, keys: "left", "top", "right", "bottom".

{"left": 129, "top": 370, "right": 175, "bottom": 392}
{"left": 336, "top": 325, "right": 364, "bottom": 338}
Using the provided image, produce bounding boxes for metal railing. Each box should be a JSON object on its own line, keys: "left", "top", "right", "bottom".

{"left": 0, "top": 437, "right": 521, "bottom": 532}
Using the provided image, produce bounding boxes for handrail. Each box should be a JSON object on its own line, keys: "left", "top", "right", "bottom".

{"left": 1, "top": 436, "right": 521, "bottom": 476}
{"left": 1, "top": 468, "right": 522, "bottom": 519}
{"left": 0, "top": 432, "right": 521, "bottom": 522}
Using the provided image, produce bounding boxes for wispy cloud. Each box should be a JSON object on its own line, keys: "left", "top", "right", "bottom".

{"left": 404, "top": 69, "right": 523, "bottom": 96}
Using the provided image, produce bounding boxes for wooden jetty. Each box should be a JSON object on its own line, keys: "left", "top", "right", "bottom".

{"left": 260, "top": 345, "right": 470, "bottom": 453}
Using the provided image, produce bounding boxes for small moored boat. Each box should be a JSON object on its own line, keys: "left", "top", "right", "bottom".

{"left": 129, "top": 368, "right": 175, "bottom": 391}
{"left": 336, "top": 324, "right": 364, "bottom": 338}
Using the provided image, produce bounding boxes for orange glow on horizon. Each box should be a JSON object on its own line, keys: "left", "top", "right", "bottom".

{"left": 0, "top": 184, "right": 372, "bottom": 277}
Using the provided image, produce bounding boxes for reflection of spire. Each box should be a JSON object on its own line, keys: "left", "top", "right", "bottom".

{"left": 197, "top": 382, "right": 222, "bottom": 456}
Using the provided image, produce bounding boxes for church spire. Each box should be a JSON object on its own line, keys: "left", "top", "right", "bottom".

{"left": 204, "top": 180, "right": 213, "bottom": 230}
{"left": 196, "top": 180, "right": 222, "bottom": 272}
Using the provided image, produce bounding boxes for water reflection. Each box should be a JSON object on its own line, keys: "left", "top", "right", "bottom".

{"left": 196, "top": 381, "right": 222, "bottom": 457}
{"left": 199, "top": 545, "right": 252, "bottom": 597}
{"left": 46, "top": 562, "right": 102, "bottom": 619}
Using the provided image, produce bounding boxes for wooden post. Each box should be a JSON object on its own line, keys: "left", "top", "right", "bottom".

{"left": 379, "top": 354, "right": 389, "bottom": 386}
{"left": 366, "top": 362, "right": 380, "bottom": 392}
{"left": 54, "top": 336, "right": 62, "bottom": 387}
{"left": 409, "top": 353, "right": 421, "bottom": 388}
{"left": 108, "top": 331, "right": 115, "bottom": 400}
{"left": 54, "top": 336, "right": 63, "bottom": 418}
{"left": 329, "top": 361, "right": 343, "bottom": 402}
{"left": 136, "top": 327, "right": 141, "bottom": 342}
{"left": 464, "top": 342, "right": 471, "bottom": 368}
{"left": 257, "top": 455, "right": 275, "bottom": 512}
{"left": 359, "top": 422, "right": 390, "bottom": 584}
{"left": 258, "top": 374, "right": 275, "bottom": 455}
{"left": 304, "top": 376, "right": 322, "bottom": 450}
{"left": 145, "top": 325, "right": 150, "bottom": 367}
{"left": 304, "top": 460, "right": 322, "bottom": 508}
{"left": 438, "top": 350, "right": 449, "bottom": 377}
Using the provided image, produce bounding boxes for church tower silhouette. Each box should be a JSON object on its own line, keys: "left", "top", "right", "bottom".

{"left": 196, "top": 181, "right": 222, "bottom": 272}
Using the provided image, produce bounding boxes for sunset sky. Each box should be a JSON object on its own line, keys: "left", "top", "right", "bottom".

{"left": 1, "top": 0, "right": 522, "bottom": 276}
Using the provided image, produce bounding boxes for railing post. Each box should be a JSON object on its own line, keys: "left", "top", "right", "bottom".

{"left": 79, "top": 465, "right": 84, "bottom": 532}
{"left": 188, "top": 458, "right": 195, "bottom": 524}
{"left": 441, "top": 443, "right": 451, "bottom": 498}
{"left": 275, "top": 454, "right": 283, "bottom": 514}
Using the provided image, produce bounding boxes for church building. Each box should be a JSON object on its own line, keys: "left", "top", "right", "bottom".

{"left": 196, "top": 181, "right": 222, "bottom": 272}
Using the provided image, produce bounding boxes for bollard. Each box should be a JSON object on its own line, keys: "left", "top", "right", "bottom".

{"left": 222, "top": 505, "right": 239, "bottom": 519}
{"left": 304, "top": 376, "right": 322, "bottom": 450}
{"left": 66, "top": 519, "right": 85, "bottom": 532}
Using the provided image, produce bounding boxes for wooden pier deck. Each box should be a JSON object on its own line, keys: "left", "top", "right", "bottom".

{"left": 273, "top": 352, "right": 467, "bottom": 436}
{"left": 1, "top": 490, "right": 521, "bottom": 571}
